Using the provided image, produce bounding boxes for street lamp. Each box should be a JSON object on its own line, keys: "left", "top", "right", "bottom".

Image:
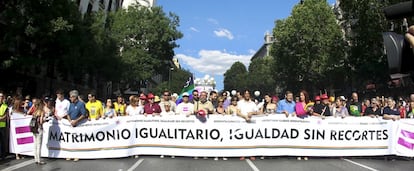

{"left": 194, "top": 75, "right": 216, "bottom": 92}
{"left": 168, "top": 67, "right": 174, "bottom": 90}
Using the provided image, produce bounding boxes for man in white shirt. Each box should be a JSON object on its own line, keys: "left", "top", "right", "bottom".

{"left": 176, "top": 92, "right": 194, "bottom": 117}
{"left": 237, "top": 90, "right": 258, "bottom": 122}
{"left": 54, "top": 89, "right": 70, "bottom": 120}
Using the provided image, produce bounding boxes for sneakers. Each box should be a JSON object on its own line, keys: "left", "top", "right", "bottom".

{"left": 297, "top": 157, "right": 302, "bottom": 160}
{"left": 134, "top": 155, "right": 139, "bottom": 158}
{"left": 65, "top": 158, "right": 71, "bottom": 161}
{"left": 73, "top": 158, "right": 79, "bottom": 162}
{"left": 214, "top": 157, "right": 218, "bottom": 161}
{"left": 260, "top": 156, "right": 265, "bottom": 160}
{"left": 250, "top": 156, "right": 256, "bottom": 161}
{"left": 193, "top": 157, "right": 198, "bottom": 160}
{"left": 304, "top": 157, "right": 308, "bottom": 160}
{"left": 170, "top": 156, "right": 175, "bottom": 159}
{"left": 240, "top": 157, "right": 245, "bottom": 160}
{"left": 222, "top": 157, "right": 228, "bottom": 161}
{"left": 160, "top": 155, "right": 164, "bottom": 158}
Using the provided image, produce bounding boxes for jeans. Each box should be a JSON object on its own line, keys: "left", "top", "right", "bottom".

{"left": 33, "top": 128, "right": 43, "bottom": 162}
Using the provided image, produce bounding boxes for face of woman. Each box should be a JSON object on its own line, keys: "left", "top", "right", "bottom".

{"left": 335, "top": 99, "right": 341, "bottom": 106}
{"left": 265, "top": 95, "right": 271, "bottom": 103}
{"left": 300, "top": 92, "right": 305, "bottom": 102}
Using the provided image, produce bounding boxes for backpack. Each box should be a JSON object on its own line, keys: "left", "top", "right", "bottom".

{"left": 29, "top": 116, "right": 39, "bottom": 133}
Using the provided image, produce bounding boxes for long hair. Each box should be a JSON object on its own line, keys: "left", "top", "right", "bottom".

{"left": 300, "top": 90, "right": 310, "bottom": 104}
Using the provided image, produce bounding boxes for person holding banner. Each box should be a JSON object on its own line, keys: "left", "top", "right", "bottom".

{"left": 31, "top": 99, "right": 46, "bottom": 165}
{"left": 312, "top": 94, "right": 331, "bottom": 118}
{"left": 383, "top": 97, "right": 400, "bottom": 121}
{"left": 175, "top": 92, "right": 194, "bottom": 117}
{"left": 237, "top": 90, "right": 258, "bottom": 161}
{"left": 54, "top": 89, "right": 70, "bottom": 120}
{"left": 86, "top": 92, "right": 104, "bottom": 120}
{"left": 66, "top": 90, "right": 87, "bottom": 162}
{"left": 0, "top": 92, "right": 9, "bottom": 160}
{"left": 276, "top": 91, "right": 296, "bottom": 117}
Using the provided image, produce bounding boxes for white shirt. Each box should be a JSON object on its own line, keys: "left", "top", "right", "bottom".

{"left": 160, "top": 100, "right": 177, "bottom": 112}
{"left": 126, "top": 105, "right": 144, "bottom": 115}
{"left": 176, "top": 102, "right": 194, "bottom": 115}
{"left": 237, "top": 99, "right": 257, "bottom": 117}
{"left": 55, "top": 98, "right": 70, "bottom": 118}
{"left": 161, "top": 111, "right": 175, "bottom": 116}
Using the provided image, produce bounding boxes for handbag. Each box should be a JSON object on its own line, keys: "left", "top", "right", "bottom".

{"left": 29, "top": 116, "right": 39, "bottom": 133}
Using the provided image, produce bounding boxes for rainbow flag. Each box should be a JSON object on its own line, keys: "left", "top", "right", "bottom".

{"left": 176, "top": 76, "right": 194, "bottom": 104}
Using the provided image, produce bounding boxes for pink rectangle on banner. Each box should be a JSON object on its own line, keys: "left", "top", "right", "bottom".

{"left": 401, "top": 129, "right": 414, "bottom": 139}
{"left": 15, "top": 126, "right": 31, "bottom": 134}
{"left": 398, "top": 138, "right": 414, "bottom": 150}
{"left": 17, "top": 137, "right": 34, "bottom": 145}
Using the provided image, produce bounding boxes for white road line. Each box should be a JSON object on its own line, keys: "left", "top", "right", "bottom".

{"left": 127, "top": 158, "right": 144, "bottom": 171}
{"left": 245, "top": 159, "right": 260, "bottom": 171}
{"left": 1, "top": 159, "right": 34, "bottom": 171}
{"left": 343, "top": 158, "right": 379, "bottom": 171}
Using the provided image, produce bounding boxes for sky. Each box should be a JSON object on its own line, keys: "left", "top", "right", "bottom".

{"left": 157, "top": 0, "right": 336, "bottom": 92}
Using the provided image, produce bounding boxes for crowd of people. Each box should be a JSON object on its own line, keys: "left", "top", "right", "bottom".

{"left": 1, "top": 88, "right": 414, "bottom": 164}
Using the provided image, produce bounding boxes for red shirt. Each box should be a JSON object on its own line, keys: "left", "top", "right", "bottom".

{"left": 144, "top": 103, "right": 161, "bottom": 114}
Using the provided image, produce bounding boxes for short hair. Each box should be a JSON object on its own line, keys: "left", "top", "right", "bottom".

{"left": 69, "top": 90, "right": 79, "bottom": 97}
{"left": 285, "top": 91, "right": 293, "bottom": 95}
{"left": 209, "top": 91, "right": 217, "bottom": 96}
{"left": 56, "top": 89, "right": 64, "bottom": 95}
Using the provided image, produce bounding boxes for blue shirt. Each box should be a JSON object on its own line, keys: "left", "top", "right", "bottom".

{"left": 68, "top": 100, "right": 87, "bottom": 120}
{"left": 276, "top": 99, "right": 296, "bottom": 114}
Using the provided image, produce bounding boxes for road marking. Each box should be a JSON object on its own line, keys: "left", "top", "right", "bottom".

{"left": 1, "top": 159, "right": 34, "bottom": 171}
{"left": 245, "top": 159, "right": 260, "bottom": 171}
{"left": 127, "top": 158, "right": 144, "bottom": 171}
{"left": 343, "top": 158, "right": 379, "bottom": 171}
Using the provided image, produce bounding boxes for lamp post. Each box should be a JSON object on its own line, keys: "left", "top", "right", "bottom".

{"left": 168, "top": 67, "right": 174, "bottom": 90}
{"left": 194, "top": 75, "right": 216, "bottom": 92}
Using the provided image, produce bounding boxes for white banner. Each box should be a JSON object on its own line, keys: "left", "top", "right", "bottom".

{"left": 8, "top": 112, "right": 413, "bottom": 158}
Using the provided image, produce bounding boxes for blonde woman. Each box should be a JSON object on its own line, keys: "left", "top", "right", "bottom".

{"left": 31, "top": 99, "right": 46, "bottom": 165}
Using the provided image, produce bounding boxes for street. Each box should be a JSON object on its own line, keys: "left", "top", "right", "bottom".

{"left": 1, "top": 155, "right": 413, "bottom": 171}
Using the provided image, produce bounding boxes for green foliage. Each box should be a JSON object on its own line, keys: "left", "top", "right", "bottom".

{"left": 338, "top": 0, "right": 390, "bottom": 89}
{"left": 270, "top": 0, "right": 346, "bottom": 93}
{"left": 247, "top": 57, "right": 276, "bottom": 94}
{"left": 109, "top": 5, "right": 183, "bottom": 82}
{"left": 224, "top": 61, "right": 248, "bottom": 92}
{"left": 152, "top": 68, "right": 193, "bottom": 95}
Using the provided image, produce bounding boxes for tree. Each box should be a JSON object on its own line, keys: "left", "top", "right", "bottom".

{"left": 152, "top": 68, "right": 193, "bottom": 95}
{"left": 270, "top": 0, "right": 346, "bottom": 93}
{"left": 224, "top": 62, "right": 248, "bottom": 92}
{"left": 108, "top": 5, "right": 183, "bottom": 83}
{"left": 247, "top": 57, "right": 276, "bottom": 94}
{"left": 338, "top": 0, "right": 391, "bottom": 90}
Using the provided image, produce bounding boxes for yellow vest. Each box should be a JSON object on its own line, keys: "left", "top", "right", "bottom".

{"left": 0, "top": 103, "right": 8, "bottom": 127}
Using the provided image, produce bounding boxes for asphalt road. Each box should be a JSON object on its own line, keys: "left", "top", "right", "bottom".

{"left": 1, "top": 155, "right": 413, "bottom": 171}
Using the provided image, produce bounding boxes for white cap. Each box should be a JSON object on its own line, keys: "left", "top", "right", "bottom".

{"left": 182, "top": 92, "right": 190, "bottom": 97}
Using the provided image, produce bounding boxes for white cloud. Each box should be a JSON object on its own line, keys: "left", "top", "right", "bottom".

{"left": 214, "top": 28, "right": 234, "bottom": 40}
{"left": 207, "top": 18, "right": 219, "bottom": 25}
{"left": 175, "top": 50, "right": 253, "bottom": 76}
{"left": 189, "top": 27, "right": 199, "bottom": 32}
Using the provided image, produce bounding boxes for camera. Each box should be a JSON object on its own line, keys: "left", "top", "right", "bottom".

{"left": 382, "top": 0, "right": 414, "bottom": 77}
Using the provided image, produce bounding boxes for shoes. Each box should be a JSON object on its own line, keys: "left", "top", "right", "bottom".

{"left": 73, "top": 158, "right": 79, "bottom": 162}
{"left": 260, "top": 156, "right": 265, "bottom": 160}
{"left": 170, "top": 156, "right": 175, "bottom": 159}
{"left": 35, "top": 161, "right": 46, "bottom": 165}
{"left": 240, "top": 157, "right": 245, "bottom": 160}
{"left": 250, "top": 156, "right": 256, "bottom": 161}
{"left": 214, "top": 157, "right": 218, "bottom": 161}
{"left": 134, "top": 155, "right": 139, "bottom": 158}
{"left": 203, "top": 157, "right": 208, "bottom": 160}
{"left": 65, "top": 158, "right": 71, "bottom": 161}
{"left": 297, "top": 157, "right": 302, "bottom": 160}
{"left": 304, "top": 157, "right": 308, "bottom": 160}
{"left": 222, "top": 157, "right": 228, "bottom": 161}
{"left": 193, "top": 157, "right": 198, "bottom": 160}
{"left": 160, "top": 155, "right": 164, "bottom": 159}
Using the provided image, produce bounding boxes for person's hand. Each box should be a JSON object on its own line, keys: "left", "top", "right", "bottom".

{"left": 405, "top": 26, "right": 414, "bottom": 47}
{"left": 70, "top": 120, "right": 78, "bottom": 127}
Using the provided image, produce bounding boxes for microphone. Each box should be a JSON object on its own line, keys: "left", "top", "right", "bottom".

{"left": 383, "top": 0, "right": 414, "bottom": 19}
